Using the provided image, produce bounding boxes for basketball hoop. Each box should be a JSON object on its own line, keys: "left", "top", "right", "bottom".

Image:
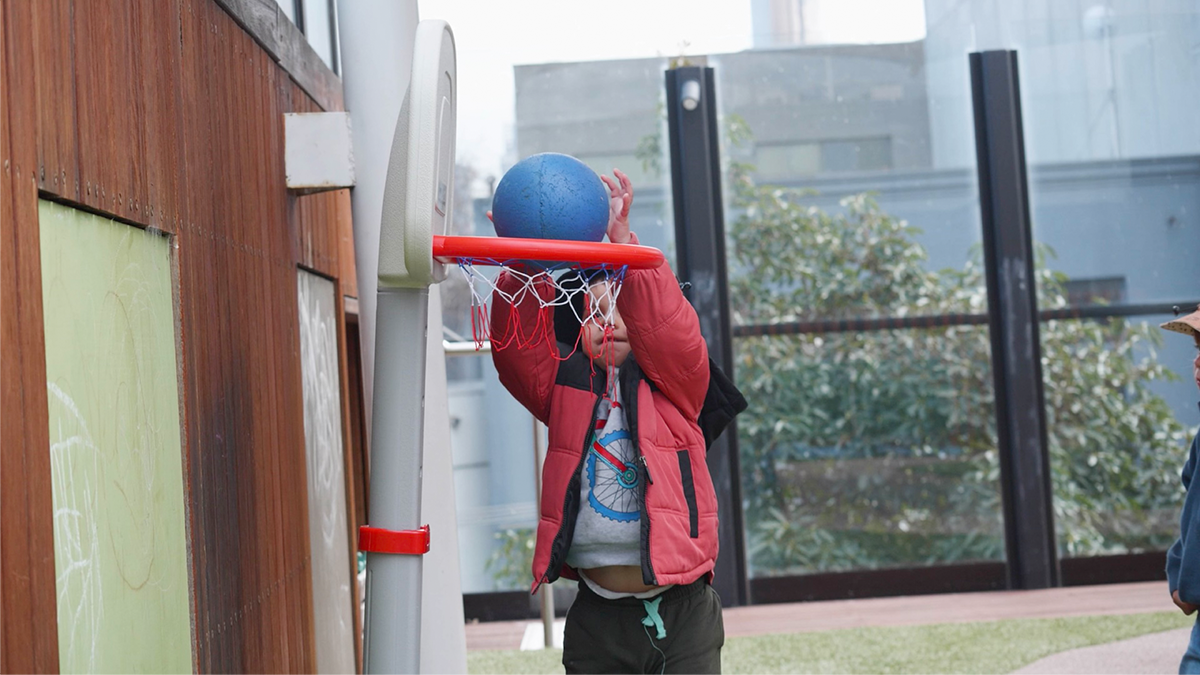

{"left": 363, "top": 18, "right": 665, "bottom": 671}
{"left": 433, "top": 235, "right": 665, "bottom": 356}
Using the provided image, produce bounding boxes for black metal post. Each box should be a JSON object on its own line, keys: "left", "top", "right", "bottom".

{"left": 970, "top": 50, "right": 1060, "bottom": 589}
{"left": 665, "top": 66, "right": 748, "bottom": 607}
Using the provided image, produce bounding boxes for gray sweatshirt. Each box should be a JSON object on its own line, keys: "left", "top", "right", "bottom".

{"left": 565, "top": 383, "right": 643, "bottom": 569}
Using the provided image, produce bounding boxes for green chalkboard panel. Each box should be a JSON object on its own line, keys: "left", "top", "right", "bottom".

{"left": 39, "top": 200, "right": 193, "bottom": 673}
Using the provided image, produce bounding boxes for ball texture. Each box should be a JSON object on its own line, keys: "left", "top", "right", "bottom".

{"left": 491, "top": 153, "right": 609, "bottom": 242}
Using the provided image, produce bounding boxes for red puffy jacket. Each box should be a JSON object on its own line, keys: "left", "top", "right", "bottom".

{"left": 491, "top": 242, "right": 719, "bottom": 592}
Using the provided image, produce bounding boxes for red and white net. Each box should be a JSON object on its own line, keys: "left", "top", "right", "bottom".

{"left": 452, "top": 259, "right": 628, "bottom": 362}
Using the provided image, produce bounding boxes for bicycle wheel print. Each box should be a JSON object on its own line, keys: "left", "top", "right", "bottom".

{"left": 586, "top": 429, "right": 640, "bottom": 522}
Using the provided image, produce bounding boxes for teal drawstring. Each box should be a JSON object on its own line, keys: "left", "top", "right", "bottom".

{"left": 641, "top": 597, "right": 667, "bottom": 639}
{"left": 641, "top": 597, "right": 669, "bottom": 674}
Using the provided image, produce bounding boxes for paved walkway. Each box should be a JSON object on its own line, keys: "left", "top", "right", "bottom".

{"left": 1012, "top": 627, "right": 1188, "bottom": 674}
{"left": 465, "top": 581, "right": 1175, "bottom": 651}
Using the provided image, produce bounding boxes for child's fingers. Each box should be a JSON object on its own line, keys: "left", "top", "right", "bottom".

{"left": 486, "top": 210, "right": 494, "bottom": 223}
{"left": 603, "top": 170, "right": 632, "bottom": 220}
{"left": 615, "top": 167, "right": 631, "bottom": 191}
{"left": 610, "top": 195, "right": 625, "bottom": 218}
{"left": 600, "top": 173, "right": 618, "bottom": 195}
{"left": 614, "top": 169, "right": 634, "bottom": 213}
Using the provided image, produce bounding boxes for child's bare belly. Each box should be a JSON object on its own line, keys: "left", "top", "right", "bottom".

{"left": 582, "top": 565, "right": 658, "bottom": 594}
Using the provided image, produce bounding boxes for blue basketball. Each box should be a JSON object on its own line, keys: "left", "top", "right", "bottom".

{"left": 491, "top": 153, "right": 610, "bottom": 242}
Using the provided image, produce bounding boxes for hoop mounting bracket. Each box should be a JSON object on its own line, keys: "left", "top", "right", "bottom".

{"left": 359, "top": 524, "right": 431, "bottom": 555}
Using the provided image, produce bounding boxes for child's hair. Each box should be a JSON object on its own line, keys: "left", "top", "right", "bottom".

{"left": 553, "top": 269, "right": 599, "bottom": 345}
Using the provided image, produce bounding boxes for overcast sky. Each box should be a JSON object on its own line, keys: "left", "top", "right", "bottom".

{"left": 418, "top": 0, "right": 927, "bottom": 192}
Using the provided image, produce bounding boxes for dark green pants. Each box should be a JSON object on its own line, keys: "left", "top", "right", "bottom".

{"left": 562, "top": 577, "right": 724, "bottom": 674}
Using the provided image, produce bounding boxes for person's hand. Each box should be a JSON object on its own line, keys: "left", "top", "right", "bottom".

{"left": 601, "top": 168, "right": 633, "bottom": 244}
{"left": 1174, "top": 590, "right": 1197, "bottom": 615}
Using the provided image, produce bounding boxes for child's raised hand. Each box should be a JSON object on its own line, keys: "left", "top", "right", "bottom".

{"left": 601, "top": 168, "right": 633, "bottom": 244}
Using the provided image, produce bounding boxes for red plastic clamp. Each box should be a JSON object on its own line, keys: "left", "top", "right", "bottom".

{"left": 359, "top": 524, "right": 430, "bottom": 555}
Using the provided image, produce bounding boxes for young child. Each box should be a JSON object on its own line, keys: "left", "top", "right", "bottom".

{"left": 1164, "top": 303, "right": 1200, "bottom": 674}
{"left": 490, "top": 169, "right": 733, "bottom": 674}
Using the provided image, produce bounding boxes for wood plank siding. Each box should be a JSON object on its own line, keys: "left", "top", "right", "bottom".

{"left": 0, "top": 0, "right": 362, "bottom": 671}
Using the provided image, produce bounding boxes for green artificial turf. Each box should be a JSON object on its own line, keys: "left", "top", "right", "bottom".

{"left": 467, "top": 611, "right": 1192, "bottom": 674}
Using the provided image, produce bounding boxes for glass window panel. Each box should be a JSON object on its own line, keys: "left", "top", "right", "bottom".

{"left": 713, "top": 42, "right": 989, "bottom": 323}
{"left": 1025, "top": 160, "right": 1200, "bottom": 308}
{"left": 757, "top": 142, "right": 820, "bottom": 178}
{"left": 275, "top": 0, "right": 298, "bottom": 25}
{"left": 845, "top": 136, "right": 893, "bottom": 172}
{"left": 735, "top": 327, "right": 1003, "bottom": 577}
{"left": 302, "top": 0, "right": 336, "bottom": 72}
{"left": 996, "top": 4, "right": 1200, "bottom": 557}
{"left": 713, "top": 11, "right": 1004, "bottom": 579}
{"left": 446, "top": 353, "right": 541, "bottom": 592}
{"left": 1040, "top": 314, "right": 1194, "bottom": 557}
{"left": 819, "top": 139, "right": 861, "bottom": 173}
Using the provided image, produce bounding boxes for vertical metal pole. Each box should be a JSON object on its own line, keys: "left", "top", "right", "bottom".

{"left": 531, "top": 417, "right": 555, "bottom": 647}
{"left": 665, "top": 66, "right": 748, "bottom": 607}
{"left": 970, "top": 50, "right": 1060, "bottom": 590}
{"left": 364, "top": 287, "right": 429, "bottom": 673}
{"left": 538, "top": 583, "right": 554, "bottom": 648}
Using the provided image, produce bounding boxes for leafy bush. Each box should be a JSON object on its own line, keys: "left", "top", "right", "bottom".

{"left": 486, "top": 527, "right": 536, "bottom": 590}
{"left": 726, "top": 167, "right": 1190, "bottom": 575}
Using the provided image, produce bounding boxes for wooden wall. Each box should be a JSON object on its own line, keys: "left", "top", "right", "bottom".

{"left": 1, "top": 0, "right": 361, "bottom": 671}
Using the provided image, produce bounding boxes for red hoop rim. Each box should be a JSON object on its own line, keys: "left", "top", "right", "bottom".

{"left": 433, "top": 235, "right": 665, "bottom": 269}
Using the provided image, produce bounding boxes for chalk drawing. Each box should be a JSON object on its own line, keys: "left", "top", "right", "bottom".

{"left": 297, "top": 269, "right": 356, "bottom": 674}
{"left": 39, "top": 200, "right": 192, "bottom": 674}
{"left": 47, "top": 383, "right": 103, "bottom": 673}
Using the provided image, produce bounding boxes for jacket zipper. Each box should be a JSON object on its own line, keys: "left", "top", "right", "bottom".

{"left": 619, "top": 359, "right": 658, "bottom": 587}
{"left": 538, "top": 386, "right": 607, "bottom": 590}
{"left": 638, "top": 453, "right": 657, "bottom": 586}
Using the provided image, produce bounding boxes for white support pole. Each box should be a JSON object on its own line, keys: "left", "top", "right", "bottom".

{"left": 338, "top": 5, "right": 421, "bottom": 672}
{"left": 531, "top": 417, "right": 555, "bottom": 647}
{"left": 336, "top": 0, "right": 419, "bottom": 430}
{"left": 339, "top": 6, "right": 466, "bottom": 674}
{"left": 364, "top": 287, "right": 430, "bottom": 674}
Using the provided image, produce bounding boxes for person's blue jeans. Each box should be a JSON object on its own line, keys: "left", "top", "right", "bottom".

{"left": 1181, "top": 617, "right": 1200, "bottom": 674}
